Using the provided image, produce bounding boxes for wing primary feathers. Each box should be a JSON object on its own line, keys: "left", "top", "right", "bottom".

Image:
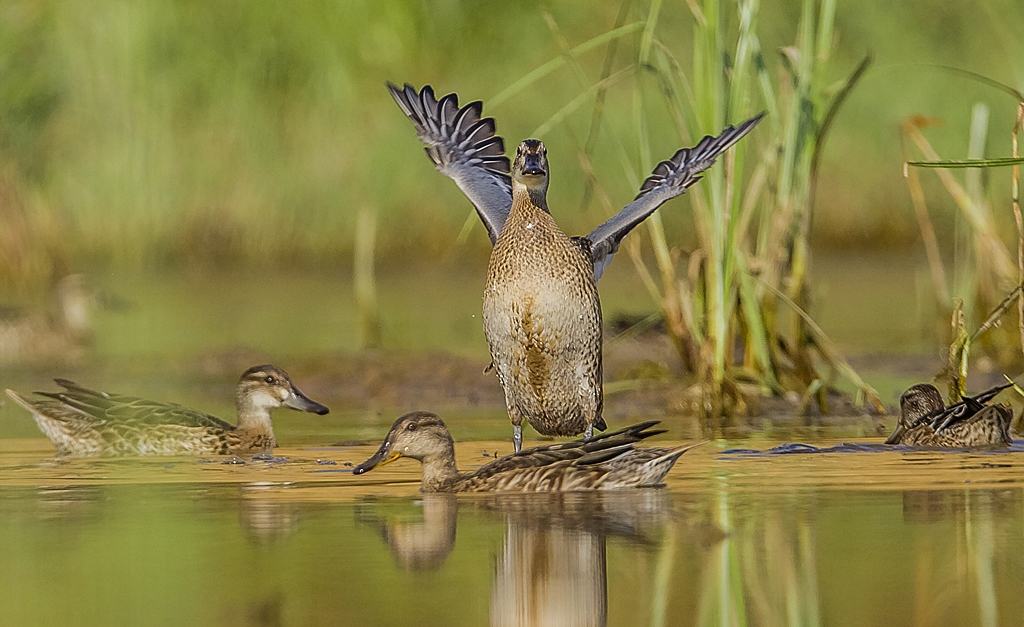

{"left": 387, "top": 82, "right": 512, "bottom": 244}
{"left": 585, "top": 112, "right": 765, "bottom": 281}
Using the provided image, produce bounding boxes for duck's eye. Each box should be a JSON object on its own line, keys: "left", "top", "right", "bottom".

{"left": 406, "top": 423, "right": 418, "bottom": 432}
{"left": 265, "top": 376, "right": 276, "bottom": 385}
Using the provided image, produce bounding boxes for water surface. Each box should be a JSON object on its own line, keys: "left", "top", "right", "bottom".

{"left": 1, "top": 438, "right": 1022, "bottom": 626}
{"left": 0, "top": 257, "right": 1014, "bottom": 625}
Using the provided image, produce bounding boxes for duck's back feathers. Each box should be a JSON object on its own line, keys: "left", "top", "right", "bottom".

{"left": 457, "top": 422, "right": 696, "bottom": 492}
{"left": 37, "top": 379, "right": 236, "bottom": 431}
{"left": 903, "top": 404, "right": 1013, "bottom": 448}
{"left": 8, "top": 380, "right": 237, "bottom": 457}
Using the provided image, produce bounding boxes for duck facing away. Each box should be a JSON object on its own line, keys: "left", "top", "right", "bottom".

{"left": 5, "top": 364, "right": 329, "bottom": 457}
{"left": 352, "top": 411, "right": 702, "bottom": 493}
{"left": 885, "top": 382, "right": 1013, "bottom": 448}
{"left": 389, "top": 83, "right": 763, "bottom": 451}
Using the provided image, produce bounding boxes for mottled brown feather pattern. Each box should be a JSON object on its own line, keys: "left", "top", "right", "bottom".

{"left": 898, "top": 405, "right": 1013, "bottom": 447}
{"left": 483, "top": 187, "right": 603, "bottom": 438}
{"left": 887, "top": 383, "right": 1013, "bottom": 448}
{"left": 354, "top": 414, "right": 699, "bottom": 493}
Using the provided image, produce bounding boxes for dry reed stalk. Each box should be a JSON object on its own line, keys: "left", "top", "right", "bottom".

{"left": 1013, "top": 103, "right": 1023, "bottom": 359}
{"left": 901, "top": 117, "right": 951, "bottom": 307}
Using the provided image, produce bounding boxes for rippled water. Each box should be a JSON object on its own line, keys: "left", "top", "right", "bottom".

{"left": 2, "top": 438, "right": 1023, "bottom": 626}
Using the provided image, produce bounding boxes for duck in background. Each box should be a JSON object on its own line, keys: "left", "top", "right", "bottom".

{"left": 886, "top": 382, "right": 1014, "bottom": 448}
{"left": 0, "top": 274, "right": 98, "bottom": 366}
{"left": 5, "top": 364, "right": 329, "bottom": 457}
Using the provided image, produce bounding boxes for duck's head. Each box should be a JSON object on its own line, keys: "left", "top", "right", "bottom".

{"left": 353, "top": 411, "right": 454, "bottom": 475}
{"left": 236, "top": 365, "right": 329, "bottom": 415}
{"left": 887, "top": 383, "right": 944, "bottom": 444}
{"left": 512, "top": 139, "right": 549, "bottom": 195}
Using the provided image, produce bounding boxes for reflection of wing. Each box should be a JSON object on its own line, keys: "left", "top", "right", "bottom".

{"left": 585, "top": 113, "right": 765, "bottom": 280}
{"left": 38, "top": 379, "right": 235, "bottom": 431}
{"left": 387, "top": 83, "right": 512, "bottom": 244}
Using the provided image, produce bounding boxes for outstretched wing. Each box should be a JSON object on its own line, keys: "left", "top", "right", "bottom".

{"left": 585, "top": 113, "right": 765, "bottom": 280}
{"left": 38, "top": 379, "right": 235, "bottom": 431}
{"left": 387, "top": 82, "right": 512, "bottom": 244}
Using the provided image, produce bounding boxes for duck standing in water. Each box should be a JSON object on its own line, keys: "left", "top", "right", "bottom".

{"left": 886, "top": 382, "right": 1014, "bottom": 448}
{"left": 5, "top": 365, "right": 329, "bottom": 457}
{"left": 353, "top": 411, "right": 702, "bottom": 493}
{"left": 389, "top": 83, "right": 762, "bottom": 451}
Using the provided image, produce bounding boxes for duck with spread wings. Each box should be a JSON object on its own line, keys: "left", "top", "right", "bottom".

{"left": 389, "top": 83, "right": 763, "bottom": 451}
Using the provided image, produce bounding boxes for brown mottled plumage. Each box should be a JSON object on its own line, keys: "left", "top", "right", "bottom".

{"left": 885, "top": 383, "right": 1013, "bottom": 448}
{"left": 352, "top": 411, "right": 701, "bottom": 493}
{"left": 484, "top": 140, "right": 604, "bottom": 446}
{"left": 388, "top": 83, "right": 762, "bottom": 452}
{"left": 5, "top": 365, "right": 329, "bottom": 457}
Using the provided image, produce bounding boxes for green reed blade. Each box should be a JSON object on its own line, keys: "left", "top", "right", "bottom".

{"left": 906, "top": 157, "right": 1024, "bottom": 169}
{"left": 488, "top": 22, "right": 645, "bottom": 107}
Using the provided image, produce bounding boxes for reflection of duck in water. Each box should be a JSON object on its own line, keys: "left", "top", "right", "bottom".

{"left": 353, "top": 412, "right": 701, "bottom": 492}
{"left": 357, "top": 494, "right": 459, "bottom": 571}
{"left": 5, "top": 365, "right": 329, "bottom": 457}
{"left": 0, "top": 274, "right": 95, "bottom": 365}
{"left": 490, "top": 491, "right": 677, "bottom": 627}
{"left": 492, "top": 519, "right": 606, "bottom": 627}
{"left": 886, "top": 383, "right": 1013, "bottom": 448}
{"left": 238, "top": 483, "right": 300, "bottom": 545}
{"left": 365, "top": 489, "right": 675, "bottom": 627}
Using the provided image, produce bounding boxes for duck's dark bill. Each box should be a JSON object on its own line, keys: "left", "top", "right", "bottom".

{"left": 522, "top": 153, "right": 545, "bottom": 176}
{"left": 353, "top": 444, "right": 401, "bottom": 475}
{"left": 284, "top": 387, "right": 330, "bottom": 415}
{"left": 884, "top": 424, "right": 905, "bottom": 445}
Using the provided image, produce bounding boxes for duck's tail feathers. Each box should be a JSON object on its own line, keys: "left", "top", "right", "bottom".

{"left": 636, "top": 440, "right": 707, "bottom": 487}
{"left": 584, "top": 420, "right": 663, "bottom": 446}
{"left": 4, "top": 389, "right": 35, "bottom": 414}
{"left": 50, "top": 379, "right": 108, "bottom": 399}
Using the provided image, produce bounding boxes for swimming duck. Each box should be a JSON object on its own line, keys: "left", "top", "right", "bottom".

{"left": 389, "top": 83, "right": 762, "bottom": 451}
{"left": 352, "top": 411, "right": 701, "bottom": 492}
{"left": 5, "top": 364, "right": 329, "bottom": 457}
{"left": 885, "top": 382, "right": 1013, "bottom": 448}
{"left": 0, "top": 274, "right": 95, "bottom": 366}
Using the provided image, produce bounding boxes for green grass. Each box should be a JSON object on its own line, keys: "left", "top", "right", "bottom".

{"left": 0, "top": 0, "right": 1022, "bottom": 287}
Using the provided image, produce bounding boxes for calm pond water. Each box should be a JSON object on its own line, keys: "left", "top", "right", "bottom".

{"left": 1, "top": 440, "right": 1023, "bottom": 626}
{"left": 0, "top": 254, "right": 1018, "bottom": 626}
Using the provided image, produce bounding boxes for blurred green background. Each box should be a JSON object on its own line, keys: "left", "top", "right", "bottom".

{"left": 0, "top": 0, "right": 1021, "bottom": 286}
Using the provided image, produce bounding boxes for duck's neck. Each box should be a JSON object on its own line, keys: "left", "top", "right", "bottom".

{"left": 511, "top": 181, "right": 549, "bottom": 215}
{"left": 420, "top": 447, "right": 462, "bottom": 493}
{"left": 235, "top": 396, "right": 276, "bottom": 439}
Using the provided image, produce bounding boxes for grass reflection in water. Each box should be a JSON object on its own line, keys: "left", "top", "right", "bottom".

{"left": 0, "top": 442, "right": 1023, "bottom": 625}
